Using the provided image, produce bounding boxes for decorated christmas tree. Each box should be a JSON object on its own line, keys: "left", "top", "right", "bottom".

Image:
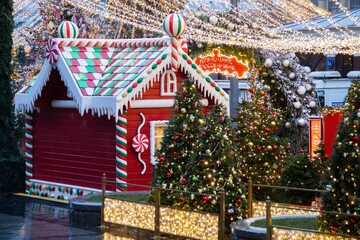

{"left": 318, "top": 80, "right": 360, "bottom": 236}
{"left": 273, "top": 154, "right": 324, "bottom": 204}
{"left": 233, "top": 74, "right": 291, "bottom": 200}
{"left": 150, "top": 77, "right": 205, "bottom": 204}
{"left": 181, "top": 104, "right": 247, "bottom": 226}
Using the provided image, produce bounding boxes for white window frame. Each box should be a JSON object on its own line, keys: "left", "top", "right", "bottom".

{"left": 150, "top": 120, "right": 168, "bottom": 165}
{"left": 160, "top": 70, "right": 177, "bottom": 96}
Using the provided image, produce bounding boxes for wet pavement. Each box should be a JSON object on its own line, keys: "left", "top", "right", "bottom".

{"left": 0, "top": 195, "right": 178, "bottom": 240}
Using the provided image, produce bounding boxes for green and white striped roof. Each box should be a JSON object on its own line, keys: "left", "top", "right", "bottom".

{"left": 15, "top": 37, "right": 229, "bottom": 119}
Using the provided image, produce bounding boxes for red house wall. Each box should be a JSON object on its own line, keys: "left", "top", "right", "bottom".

{"left": 33, "top": 71, "right": 116, "bottom": 190}
{"left": 31, "top": 69, "right": 217, "bottom": 192}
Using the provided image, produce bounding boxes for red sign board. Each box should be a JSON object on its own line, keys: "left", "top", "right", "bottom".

{"left": 195, "top": 49, "right": 248, "bottom": 78}
{"left": 309, "top": 117, "right": 322, "bottom": 158}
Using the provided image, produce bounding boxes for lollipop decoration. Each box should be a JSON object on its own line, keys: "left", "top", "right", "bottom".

{"left": 45, "top": 39, "right": 59, "bottom": 64}
{"left": 132, "top": 113, "right": 149, "bottom": 175}
{"left": 58, "top": 21, "right": 79, "bottom": 38}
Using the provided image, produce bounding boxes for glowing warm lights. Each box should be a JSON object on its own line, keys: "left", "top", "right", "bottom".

{"left": 104, "top": 198, "right": 155, "bottom": 231}
{"left": 104, "top": 198, "right": 218, "bottom": 240}
{"left": 252, "top": 201, "right": 321, "bottom": 217}
{"left": 13, "top": 0, "right": 360, "bottom": 55}
{"left": 160, "top": 207, "right": 218, "bottom": 240}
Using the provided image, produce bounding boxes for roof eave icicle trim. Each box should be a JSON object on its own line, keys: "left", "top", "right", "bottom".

{"left": 56, "top": 53, "right": 91, "bottom": 116}
{"left": 15, "top": 60, "right": 52, "bottom": 114}
{"left": 178, "top": 54, "right": 230, "bottom": 115}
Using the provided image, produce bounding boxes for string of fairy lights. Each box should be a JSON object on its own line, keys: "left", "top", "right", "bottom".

{"left": 12, "top": 0, "right": 360, "bottom": 55}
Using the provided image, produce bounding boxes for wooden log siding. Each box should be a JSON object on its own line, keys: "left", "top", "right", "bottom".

{"left": 33, "top": 108, "right": 116, "bottom": 190}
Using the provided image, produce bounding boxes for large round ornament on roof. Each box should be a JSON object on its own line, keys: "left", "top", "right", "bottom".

{"left": 58, "top": 21, "right": 79, "bottom": 38}
{"left": 162, "top": 13, "right": 186, "bottom": 39}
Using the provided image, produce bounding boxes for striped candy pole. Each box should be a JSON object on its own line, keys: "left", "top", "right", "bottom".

{"left": 116, "top": 113, "right": 127, "bottom": 191}
{"left": 25, "top": 114, "right": 33, "bottom": 193}
{"left": 171, "top": 38, "right": 180, "bottom": 72}
{"left": 180, "top": 38, "right": 188, "bottom": 54}
{"left": 58, "top": 21, "right": 79, "bottom": 38}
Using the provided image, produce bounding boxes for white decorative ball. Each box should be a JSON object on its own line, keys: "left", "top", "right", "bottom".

{"left": 197, "top": 42, "right": 203, "bottom": 48}
{"left": 297, "top": 86, "right": 306, "bottom": 95}
{"left": 305, "top": 84, "right": 312, "bottom": 91}
{"left": 290, "top": 53, "right": 296, "bottom": 59}
{"left": 309, "top": 101, "right": 316, "bottom": 108}
{"left": 227, "top": 23, "right": 235, "bottom": 30}
{"left": 289, "top": 72, "right": 295, "bottom": 79}
{"left": 293, "top": 101, "right": 301, "bottom": 109}
{"left": 264, "top": 58, "right": 273, "bottom": 67}
{"left": 304, "top": 66, "right": 311, "bottom": 73}
{"left": 297, "top": 118, "right": 306, "bottom": 127}
{"left": 285, "top": 122, "right": 291, "bottom": 128}
{"left": 209, "top": 15, "right": 218, "bottom": 25}
{"left": 283, "top": 59, "right": 290, "bottom": 67}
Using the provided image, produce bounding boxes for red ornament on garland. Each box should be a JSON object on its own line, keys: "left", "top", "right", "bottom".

{"left": 236, "top": 199, "right": 242, "bottom": 204}
{"left": 272, "top": 145, "right": 278, "bottom": 150}
{"left": 331, "top": 227, "right": 338, "bottom": 234}
{"left": 352, "top": 135, "right": 359, "bottom": 144}
{"left": 202, "top": 196, "right": 209, "bottom": 203}
{"left": 173, "top": 151, "right": 178, "bottom": 156}
{"left": 264, "top": 127, "right": 271, "bottom": 133}
{"left": 179, "top": 197, "right": 185, "bottom": 204}
{"left": 166, "top": 172, "right": 172, "bottom": 178}
{"left": 180, "top": 178, "right": 187, "bottom": 184}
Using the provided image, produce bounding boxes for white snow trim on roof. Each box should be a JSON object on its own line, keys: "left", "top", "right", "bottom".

{"left": 177, "top": 53, "right": 230, "bottom": 115}
{"left": 15, "top": 60, "right": 52, "bottom": 114}
{"left": 56, "top": 53, "right": 92, "bottom": 115}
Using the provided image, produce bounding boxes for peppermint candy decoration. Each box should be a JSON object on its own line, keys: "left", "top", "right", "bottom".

{"left": 45, "top": 39, "right": 59, "bottom": 64}
{"left": 58, "top": 21, "right": 79, "bottom": 38}
{"left": 162, "top": 13, "right": 186, "bottom": 39}
{"left": 132, "top": 134, "right": 149, "bottom": 153}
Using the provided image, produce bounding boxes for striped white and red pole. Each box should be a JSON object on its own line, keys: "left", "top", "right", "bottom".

{"left": 116, "top": 113, "right": 127, "bottom": 191}
{"left": 25, "top": 113, "right": 33, "bottom": 193}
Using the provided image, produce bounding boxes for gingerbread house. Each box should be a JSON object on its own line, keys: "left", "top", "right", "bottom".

{"left": 15, "top": 15, "right": 229, "bottom": 200}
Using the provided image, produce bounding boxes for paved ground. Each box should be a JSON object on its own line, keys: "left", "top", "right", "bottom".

{"left": 0, "top": 195, "right": 187, "bottom": 240}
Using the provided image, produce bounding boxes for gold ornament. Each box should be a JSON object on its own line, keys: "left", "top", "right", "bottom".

{"left": 266, "top": 145, "right": 272, "bottom": 151}
{"left": 270, "top": 121, "right": 276, "bottom": 126}
{"left": 248, "top": 142, "right": 254, "bottom": 147}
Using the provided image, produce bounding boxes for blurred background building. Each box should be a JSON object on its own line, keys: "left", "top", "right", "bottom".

{"left": 311, "top": 0, "right": 360, "bottom": 12}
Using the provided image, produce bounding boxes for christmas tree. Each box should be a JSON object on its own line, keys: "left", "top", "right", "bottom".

{"left": 273, "top": 154, "right": 324, "bottom": 204}
{"left": 318, "top": 80, "right": 360, "bottom": 236}
{"left": 181, "top": 104, "right": 247, "bottom": 226}
{"left": 150, "top": 77, "right": 205, "bottom": 205}
{"left": 233, "top": 75, "right": 291, "bottom": 200}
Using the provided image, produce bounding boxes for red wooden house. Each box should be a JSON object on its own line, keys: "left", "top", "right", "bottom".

{"left": 15, "top": 18, "right": 229, "bottom": 200}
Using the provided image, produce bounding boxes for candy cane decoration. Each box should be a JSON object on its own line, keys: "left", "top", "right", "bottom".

{"left": 45, "top": 39, "right": 59, "bottom": 64}
{"left": 132, "top": 113, "right": 148, "bottom": 175}
{"left": 25, "top": 113, "right": 33, "bottom": 193}
{"left": 180, "top": 38, "right": 188, "bottom": 54}
{"left": 116, "top": 113, "right": 127, "bottom": 191}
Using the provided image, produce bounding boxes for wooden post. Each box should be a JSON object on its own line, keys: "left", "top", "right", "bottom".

{"left": 266, "top": 196, "right": 272, "bottom": 240}
{"left": 219, "top": 190, "right": 225, "bottom": 240}
{"left": 101, "top": 173, "right": 106, "bottom": 228}
{"left": 155, "top": 185, "right": 161, "bottom": 237}
{"left": 248, "top": 179, "right": 253, "bottom": 217}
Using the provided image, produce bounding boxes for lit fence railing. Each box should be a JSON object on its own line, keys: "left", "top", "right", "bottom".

{"left": 246, "top": 180, "right": 360, "bottom": 240}
{"left": 100, "top": 174, "right": 224, "bottom": 240}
